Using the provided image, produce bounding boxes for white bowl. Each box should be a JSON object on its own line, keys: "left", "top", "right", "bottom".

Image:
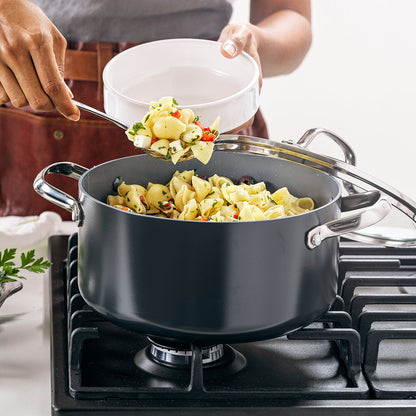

{"left": 103, "top": 38, "right": 260, "bottom": 133}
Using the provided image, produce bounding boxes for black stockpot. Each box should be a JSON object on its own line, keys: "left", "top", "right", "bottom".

{"left": 34, "top": 134, "right": 393, "bottom": 344}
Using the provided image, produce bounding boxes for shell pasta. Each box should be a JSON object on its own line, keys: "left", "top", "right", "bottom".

{"left": 125, "top": 97, "right": 219, "bottom": 164}
{"left": 107, "top": 170, "right": 315, "bottom": 222}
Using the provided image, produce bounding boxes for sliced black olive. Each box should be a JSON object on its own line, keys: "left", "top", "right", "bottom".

{"left": 112, "top": 176, "right": 123, "bottom": 192}
{"left": 239, "top": 175, "right": 256, "bottom": 185}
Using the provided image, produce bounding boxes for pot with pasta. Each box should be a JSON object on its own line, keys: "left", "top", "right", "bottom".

{"left": 34, "top": 131, "right": 398, "bottom": 344}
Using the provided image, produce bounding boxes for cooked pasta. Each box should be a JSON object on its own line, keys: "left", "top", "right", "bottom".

{"left": 125, "top": 97, "right": 219, "bottom": 165}
{"left": 107, "top": 171, "right": 315, "bottom": 222}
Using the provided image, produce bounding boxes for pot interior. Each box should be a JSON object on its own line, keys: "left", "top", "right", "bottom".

{"left": 80, "top": 151, "right": 341, "bottom": 212}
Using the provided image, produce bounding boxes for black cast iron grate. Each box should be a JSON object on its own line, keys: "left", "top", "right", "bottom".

{"left": 48, "top": 234, "right": 416, "bottom": 415}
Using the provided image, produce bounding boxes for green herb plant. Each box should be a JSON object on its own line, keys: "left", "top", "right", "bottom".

{"left": 0, "top": 248, "right": 51, "bottom": 285}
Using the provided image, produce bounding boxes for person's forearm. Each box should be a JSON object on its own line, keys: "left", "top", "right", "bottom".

{"left": 251, "top": 2, "right": 312, "bottom": 77}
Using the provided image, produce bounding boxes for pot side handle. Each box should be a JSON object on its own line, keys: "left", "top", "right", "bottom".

{"left": 307, "top": 191, "right": 391, "bottom": 249}
{"left": 33, "top": 162, "right": 88, "bottom": 222}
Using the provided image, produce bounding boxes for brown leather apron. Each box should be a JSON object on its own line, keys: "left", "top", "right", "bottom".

{"left": 0, "top": 41, "right": 268, "bottom": 220}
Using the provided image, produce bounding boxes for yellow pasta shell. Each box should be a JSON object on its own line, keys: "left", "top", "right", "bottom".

{"left": 152, "top": 116, "right": 186, "bottom": 141}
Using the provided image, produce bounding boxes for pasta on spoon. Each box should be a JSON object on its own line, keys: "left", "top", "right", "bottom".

{"left": 125, "top": 97, "right": 220, "bottom": 164}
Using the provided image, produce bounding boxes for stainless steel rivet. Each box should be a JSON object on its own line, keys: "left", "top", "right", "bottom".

{"left": 312, "top": 234, "right": 322, "bottom": 247}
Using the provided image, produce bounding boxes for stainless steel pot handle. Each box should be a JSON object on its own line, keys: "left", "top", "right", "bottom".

{"left": 294, "top": 127, "right": 358, "bottom": 196}
{"left": 294, "top": 127, "right": 356, "bottom": 166}
{"left": 33, "top": 162, "right": 88, "bottom": 222}
{"left": 307, "top": 191, "right": 391, "bottom": 249}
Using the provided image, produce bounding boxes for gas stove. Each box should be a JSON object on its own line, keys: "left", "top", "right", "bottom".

{"left": 48, "top": 234, "right": 416, "bottom": 415}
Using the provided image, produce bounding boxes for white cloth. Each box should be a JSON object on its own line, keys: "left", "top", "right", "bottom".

{"left": 0, "top": 211, "right": 77, "bottom": 249}
{"left": 0, "top": 213, "right": 75, "bottom": 415}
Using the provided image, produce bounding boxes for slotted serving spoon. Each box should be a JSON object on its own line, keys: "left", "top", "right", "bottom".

{"left": 72, "top": 100, "right": 195, "bottom": 162}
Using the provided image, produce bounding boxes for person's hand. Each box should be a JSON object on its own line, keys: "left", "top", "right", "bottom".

{"left": 218, "top": 23, "right": 262, "bottom": 133}
{"left": 218, "top": 23, "right": 263, "bottom": 90}
{"left": 0, "top": 0, "right": 79, "bottom": 120}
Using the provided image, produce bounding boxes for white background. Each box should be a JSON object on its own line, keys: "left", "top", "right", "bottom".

{"left": 233, "top": 0, "right": 416, "bottom": 200}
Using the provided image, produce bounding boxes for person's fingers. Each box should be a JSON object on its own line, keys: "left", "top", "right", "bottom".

{"left": 0, "top": 63, "right": 28, "bottom": 107}
{"left": 222, "top": 39, "right": 238, "bottom": 58}
{"left": 51, "top": 31, "right": 67, "bottom": 81}
{"left": 0, "top": 30, "right": 76, "bottom": 117}
{"left": 0, "top": 0, "right": 78, "bottom": 118}
{"left": 218, "top": 25, "right": 238, "bottom": 57}
{"left": 219, "top": 24, "right": 263, "bottom": 90}
{"left": 4, "top": 49, "right": 55, "bottom": 111}
{"left": 219, "top": 23, "right": 253, "bottom": 56}
{"left": 0, "top": 82, "right": 9, "bottom": 105}
{"left": 52, "top": 34, "right": 75, "bottom": 100}
{"left": 30, "top": 37, "right": 79, "bottom": 120}
{"left": 0, "top": 28, "right": 53, "bottom": 109}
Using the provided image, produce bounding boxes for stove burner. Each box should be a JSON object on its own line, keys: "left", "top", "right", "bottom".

{"left": 134, "top": 336, "right": 246, "bottom": 379}
{"left": 148, "top": 337, "right": 224, "bottom": 367}
{"left": 48, "top": 234, "right": 416, "bottom": 414}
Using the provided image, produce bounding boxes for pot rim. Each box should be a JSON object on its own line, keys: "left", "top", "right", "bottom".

{"left": 78, "top": 152, "right": 343, "bottom": 225}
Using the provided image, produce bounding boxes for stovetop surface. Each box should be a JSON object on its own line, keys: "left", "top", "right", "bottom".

{"left": 49, "top": 234, "right": 416, "bottom": 415}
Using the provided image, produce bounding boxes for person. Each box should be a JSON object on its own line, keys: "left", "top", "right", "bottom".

{"left": 0, "top": 0, "right": 312, "bottom": 219}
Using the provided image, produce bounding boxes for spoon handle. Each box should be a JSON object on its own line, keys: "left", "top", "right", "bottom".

{"left": 72, "top": 100, "right": 129, "bottom": 130}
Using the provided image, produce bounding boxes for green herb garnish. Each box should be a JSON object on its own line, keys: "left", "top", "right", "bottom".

{"left": 268, "top": 195, "right": 277, "bottom": 205}
{"left": 131, "top": 122, "right": 146, "bottom": 134}
{"left": 0, "top": 248, "right": 51, "bottom": 284}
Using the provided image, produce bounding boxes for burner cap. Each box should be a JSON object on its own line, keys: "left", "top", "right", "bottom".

{"left": 134, "top": 337, "right": 246, "bottom": 379}
{"left": 149, "top": 338, "right": 224, "bottom": 367}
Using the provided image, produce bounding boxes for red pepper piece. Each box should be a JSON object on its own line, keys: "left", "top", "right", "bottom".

{"left": 201, "top": 132, "right": 216, "bottom": 142}
{"left": 172, "top": 110, "right": 181, "bottom": 119}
